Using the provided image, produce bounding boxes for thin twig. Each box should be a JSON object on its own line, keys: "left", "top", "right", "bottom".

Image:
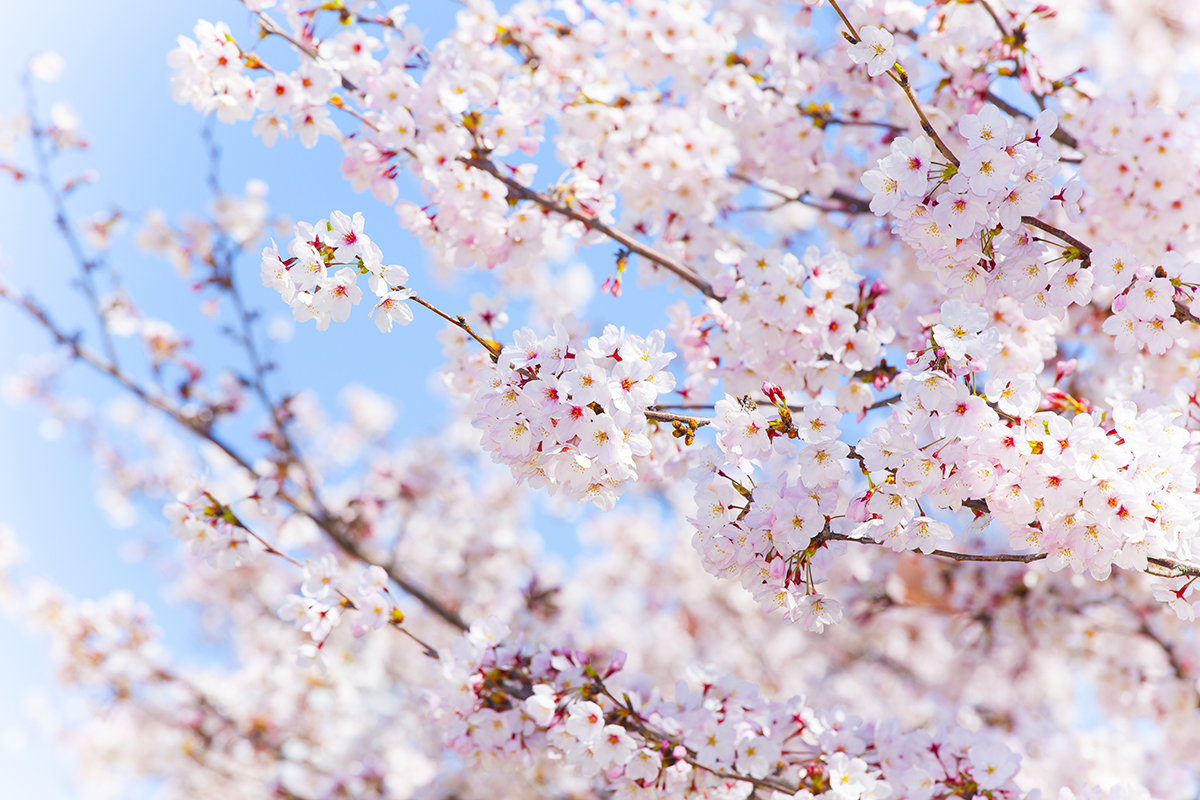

{"left": 652, "top": 395, "right": 900, "bottom": 414}
{"left": 729, "top": 172, "right": 873, "bottom": 216}
{"left": 458, "top": 154, "right": 717, "bottom": 299}
{"left": 185, "top": 133, "right": 461, "bottom": 630}
{"left": 644, "top": 409, "right": 712, "bottom": 427}
{"left": 976, "top": 0, "right": 1010, "bottom": 38}
{"left": 823, "top": 531, "right": 1048, "bottom": 564}
{"left": 22, "top": 73, "right": 122, "bottom": 369}
{"left": 983, "top": 90, "right": 1081, "bottom": 151}
{"left": 826, "top": 0, "right": 960, "bottom": 166}
{"left": 865, "top": 393, "right": 902, "bottom": 411}
{"left": 0, "top": 281, "right": 468, "bottom": 632}
{"left": 410, "top": 295, "right": 502, "bottom": 360}
{"left": 1022, "top": 215, "right": 1092, "bottom": 257}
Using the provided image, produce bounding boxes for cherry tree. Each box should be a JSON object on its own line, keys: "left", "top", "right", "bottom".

{"left": 3, "top": 0, "right": 1200, "bottom": 799}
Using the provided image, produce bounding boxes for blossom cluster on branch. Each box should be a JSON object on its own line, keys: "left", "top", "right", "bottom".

{"left": 8, "top": 0, "right": 1200, "bottom": 798}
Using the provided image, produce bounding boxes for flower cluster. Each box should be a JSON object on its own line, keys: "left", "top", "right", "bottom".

{"left": 686, "top": 357, "right": 1200, "bottom": 627}
{"left": 438, "top": 619, "right": 1030, "bottom": 800}
{"left": 689, "top": 387, "right": 854, "bottom": 631}
{"left": 169, "top": 19, "right": 344, "bottom": 144}
{"left": 1096, "top": 246, "right": 1200, "bottom": 355}
{"left": 668, "top": 245, "right": 896, "bottom": 411}
{"left": 1076, "top": 95, "right": 1200, "bottom": 264}
{"left": 164, "top": 489, "right": 255, "bottom": 568}
{"left": 850, "top": 375, "right": 1200, "bottom": 600}
{"left": 13, "top": 2, "right": 1200, "bottom": 799}
{"left": 260, "top": 210, "right": 414, "bottom": 332}
{"left": 277, "top": 558, "right": 400, "bottom": 670}
{"left": 472, "top": 324, "right": 676, "bottom": 510}
{"left": 861, "top": 107, "right": 1081, "bottom": 317}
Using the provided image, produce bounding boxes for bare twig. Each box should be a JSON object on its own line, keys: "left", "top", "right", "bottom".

{"left": 865, "top": 393, "right": 902, "bottom": 412}
{"left": 729, "top": 172, "right": 873, "bottom": 216}
{"left": 976, "top": 0, "right": 1010, "bottom": 38}
{"left": 22, "top": 73, "right": 123, "bottom": 369}
{"left": 409, "top": 295, "right": 502, "bottom": 360}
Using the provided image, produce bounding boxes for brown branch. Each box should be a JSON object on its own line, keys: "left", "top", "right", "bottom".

{"left": 1172, "top": 300, "right": 1200, "bottom": 327}
{"left": 1146, "top": 555, "right": 1200, "bottom": 580}
{"left": 828, "top": 0, "right": 862, "bottom": 40}
{"left": 976, "top": 0, "right": 1010, "bottom": 38}
{"left": 893, "top": 75, "right": 960, "bottom": 166}
{"left": 983, "top": 90, "right": 1081, "bottom": 151}
{"left": 458, "top": 154, "right": 717, "bottom": 299}
{"left": 827, "top": 0, "right": 961, "bottom": 165}
{"left": 1137, "top": 621, "right": 1190, "bottom": 685}
{"left": 0, "top": 282, "right": 468, "bottom": 632}
{"left": 645, "top": 409, "right": 712, "bottom": 427}
{"left": 314, "top": 513, "right": 467, "bottom": 630}
{"left": 822, "top": 531, "right": 1048, "bottom": 565}
{"left": 1022, "top": 216, "right": 1091, "bottom": 257}
{"left": 252, "top": 11, "right": 362, "bottom": 95}
{"left": 729, "top": 173, "right": 873, "bottom": 216}
{"left": 865, "top": 393, "right": 902, "bottom": 412}
{"left": 828, "top": 188, "right": 875, "bottom": 215}
{"left": 652, "top": 394, "right": 900, "bottom": 414}
{"left": 410, "top": 294, "right": 502, "bottom": 361}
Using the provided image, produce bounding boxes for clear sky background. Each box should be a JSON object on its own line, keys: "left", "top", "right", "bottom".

{"left": 0, "top": 1, "right": 678, "bottom": 796}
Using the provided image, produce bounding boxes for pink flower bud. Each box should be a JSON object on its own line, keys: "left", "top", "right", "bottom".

{"left": 847, "top": 494, "right": 872, "bottom": 523}
{"left": 1054, "top": 359, "right": 1077, "bottom": 384}
{"left": 905, "top": 351, "right": 920, "bottom": 365}
{"left": 604, "top": 650, "right": 627, "bottom": 677}
{"left": 1112, "top": 293, "right": 1127, "bottom": 312}
{"left": 1044, "top": 387, "right": 1070, "bottom": 409}
{"left": 761, "top": 381, "right": 785, "bottom": 405}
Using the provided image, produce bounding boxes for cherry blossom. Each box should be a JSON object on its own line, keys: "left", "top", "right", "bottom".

{"left": 10, "top": 2, "right": 1200, "bottom": 799}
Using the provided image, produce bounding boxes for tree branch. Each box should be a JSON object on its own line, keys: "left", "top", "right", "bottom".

{"left": 0, "top": 282, "right": 468, "bottom": 632}
{"left": 822, "top": 530, "right": 1048, "bottom": 565}
{"left": 458, "top": 154, "right": 718, "bottom": 300}
{"left": 1022, "top": 215, "right": 1092, "bottom": 257}
{"left": 983, "top": 90, "right": 1081, "bottom": 152}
